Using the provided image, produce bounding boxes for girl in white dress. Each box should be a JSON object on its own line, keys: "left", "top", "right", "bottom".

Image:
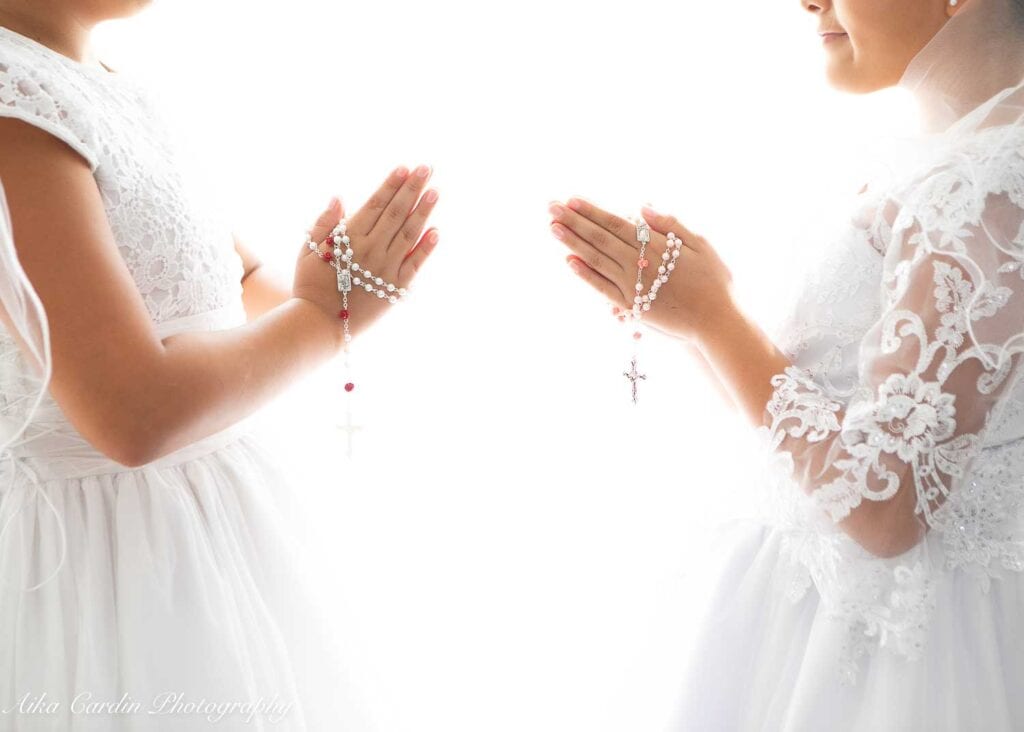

{"left": 551, "top": 0, "right": 1024, "bottom": 728}
{"left": 0, "top": 1, "right": 440, "bottom": 730}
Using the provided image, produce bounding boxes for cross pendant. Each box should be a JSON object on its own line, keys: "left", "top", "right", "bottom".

{"left": 623, "top": 357, "right": 647, "bottom": 405}
{"left": 336, "top": 408, "right": 363, "bottom": 458}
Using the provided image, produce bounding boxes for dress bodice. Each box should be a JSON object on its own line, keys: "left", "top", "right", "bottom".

{"left": 0, "top": 25, "right": 249, "bottom": 473}
{"left": 758, "top": 163, "right": 1024, "bottom": 682}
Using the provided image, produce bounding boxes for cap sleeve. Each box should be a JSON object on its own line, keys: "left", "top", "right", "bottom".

{"left": 0, "top": 50, "right": 99, "bottom": 172}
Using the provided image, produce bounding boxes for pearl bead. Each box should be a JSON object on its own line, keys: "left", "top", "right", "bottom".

{"left": 642, "top": 303, "right": 651, "bottom": 311}
{"left": 342, "top": 236, "right": 350, "bottom": 245}
{"left": 662, "top": 252, "right": 670, "bottom": 261}
{"left": 635, "top": 283, "right": 643, "bottom": 292}
{"left": 353, "top": 277, "right": 362, "bottom": 285}
{"left": 333, "top": 235, "right": 342, "bottom": 245}
{"left": 667, "top": 262, "right": 675, "bottom": 271}
{"left": 345, "top": 248, "right": 354, "bottom": 257}
{"left": 387, "top": 284, "right": 396, "bottom": 292}
{"left": 364, "top": 283, "right": 374, "bottom": 292}
{"left": 352, "top": 263, "right": 360, "bottom": 272}
{"left": 375, "top": 277, "right": 383, "bottom": 286}
{"left": 377, "top": 290, "right": 386, "bottom": 298}
{"left": 634, "top": 296, "right": 642, "bottom": 304}
{"left": 658, "top": 266, "right": 666, "bottom": 274}
{"left": 363, "top": 270, "right": 372, "bottom": 278}
{"left": 389, "top": 295, "right": 398, "bottom": 304}
{"left": 398, "top": 288, "right": 407, "bottom": 296}
{"left": 667, "top": 232, "right": 675, "bottom": 238}
{"left": 333, "top": 248, "right": 342, "bottom": 257}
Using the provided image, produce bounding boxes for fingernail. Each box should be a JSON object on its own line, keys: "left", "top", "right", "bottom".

{"left": 327, "top": 195, "right": 339, "bottom": 209}
{"left": 424, "top": 189, "right": 439, "bottom": 203}
{"left": 428, "top": 230, "right": 440, "bottom": 245}
{"left": 551, "top": 223, "right": 565, "bottom": 240}
{"left": 548, "top": 203, "right": 565, "bottom": 217}
{"left": 642, "top": 205, "right": 660, "bottom": 217}
{"left": 567, "top": 198, "right": 583, "bottom": 212}
{"left": 568, "top": 258, "right": 583, "bottom": 273}
{"left": 395, "top": 166, "right": 409, "bottom": 179}
{"left": 415, "top": 165, "right": 430, "bottom": 178}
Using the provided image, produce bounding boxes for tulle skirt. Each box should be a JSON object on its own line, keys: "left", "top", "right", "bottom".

{"left": 0, "top": 414, "right": 359, "bottom": 731}
{"left": 670, "top": 518, "right": 1024, "bottom": 731}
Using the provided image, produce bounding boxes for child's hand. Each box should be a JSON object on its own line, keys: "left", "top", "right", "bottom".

{"left": 293, "top": 165, "right": 440, "bottom": 346}
{"left": 549, "top": 198, "right": 734, "bottom": 343}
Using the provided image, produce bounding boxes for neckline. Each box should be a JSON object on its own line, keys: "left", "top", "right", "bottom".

{"left": 0, "top": 24, "right": 119, "bottom": 79}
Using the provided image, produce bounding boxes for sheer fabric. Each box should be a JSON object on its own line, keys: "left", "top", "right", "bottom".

{"left": 751, "top": 0, "right": 1024, "bottom": 685}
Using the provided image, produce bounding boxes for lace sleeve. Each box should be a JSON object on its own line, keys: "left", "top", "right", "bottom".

{"left": 0, "top": 51, "right": 99, "bottom": 171}
{"left": 760, "top": 158, "right": 1024, "bottom": 557}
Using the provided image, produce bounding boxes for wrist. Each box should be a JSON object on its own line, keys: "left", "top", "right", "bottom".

{"left": 289, "top": 296, "right": 345, "bottom": 352}
{"left": 694, "top": 296, "right": 748, "bottom": 356}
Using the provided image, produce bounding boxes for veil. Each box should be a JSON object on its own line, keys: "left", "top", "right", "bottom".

{"left": 0, "top": 176, "right": 52, "bottom": 459}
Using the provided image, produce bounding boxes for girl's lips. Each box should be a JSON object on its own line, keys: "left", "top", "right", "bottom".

{"left": 820, "top": 32, "right": 849, "bottom": 44}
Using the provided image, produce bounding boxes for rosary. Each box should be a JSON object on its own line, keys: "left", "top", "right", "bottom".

{"left": 305, "top": 218, "right": 406, "bottom": 456}
{"left": 614, "top": 218, "right": 683, "bottom": 405}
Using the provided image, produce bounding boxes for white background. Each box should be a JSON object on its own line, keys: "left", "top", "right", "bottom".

{"left": 95, "top": 2, "right": 917, "bottom": 730}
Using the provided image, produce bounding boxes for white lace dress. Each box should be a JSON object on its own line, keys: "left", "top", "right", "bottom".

{"left": 672, "top": 125, "right": 1024, "bottom": 731}
{"left": 0, "top": 26, "right": 353, "bottom": 731}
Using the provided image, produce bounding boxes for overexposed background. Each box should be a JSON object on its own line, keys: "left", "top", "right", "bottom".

{"left": 94, "top": 3, "right": 917, "bottom": 730}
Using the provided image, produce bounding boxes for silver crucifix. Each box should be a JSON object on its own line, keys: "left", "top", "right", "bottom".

{"left": 623, "top": 357, "right": 647, "bottom": 405}
{"left": 336, "top": 408, "right": 363, "bottom": 458}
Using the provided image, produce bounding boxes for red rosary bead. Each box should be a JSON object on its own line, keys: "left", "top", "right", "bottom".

{"left": 344, "top": 382, "right": 355, "bottom": 393}
{"left": 321, "top": 251, "right": 333, "bottom": 262}
{"left": 338, "top": 309, "right": 349, "bottom": 320}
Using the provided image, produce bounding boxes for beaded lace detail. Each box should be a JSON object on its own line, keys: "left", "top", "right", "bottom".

{"left": 754, "top": 126, "right": 1024, "bottom": 684}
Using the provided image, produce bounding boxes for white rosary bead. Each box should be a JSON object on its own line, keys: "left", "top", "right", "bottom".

{"left": 353, "top": 276, "right": 362, "bottom": 285}
{"left": 375, "top": 277, "right": 384, "bottom": 286}
{"left": 387, "top": 284, "right": 396, "bottom": 292}
{"left": 333, "top": 248, "right": 343, "bottom": 257}
{"left": 352, "top": 263, "right": 360, "bottom": 272}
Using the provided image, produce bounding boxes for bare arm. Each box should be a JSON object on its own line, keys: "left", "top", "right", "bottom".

{"left": 234, "top": 233, "right": 292, "bottom": 321}
{"left": 0, "top": 118, "right": 344, "bottom": 467}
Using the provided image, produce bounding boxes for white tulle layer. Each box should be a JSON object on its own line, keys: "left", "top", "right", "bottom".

{"left": 670, "top": 519, "right": 1024, "bottom": 732}
{"left": 0, "top": 420, "right": 352, "bottom": 731}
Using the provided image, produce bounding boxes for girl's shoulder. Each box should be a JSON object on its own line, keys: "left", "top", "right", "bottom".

{"left": 0, "top": 26, "right": 102, "bottom": 171}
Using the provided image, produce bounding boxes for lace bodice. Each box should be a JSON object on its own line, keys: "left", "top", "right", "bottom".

{"left": 0, "top": 26, "right": 244, "bottom": 323}
{"left": 755, "top": 125, "right": 1024, "bottom": 683}
{"left": 0, "top": 26, "right": 247, "bottom": 471}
